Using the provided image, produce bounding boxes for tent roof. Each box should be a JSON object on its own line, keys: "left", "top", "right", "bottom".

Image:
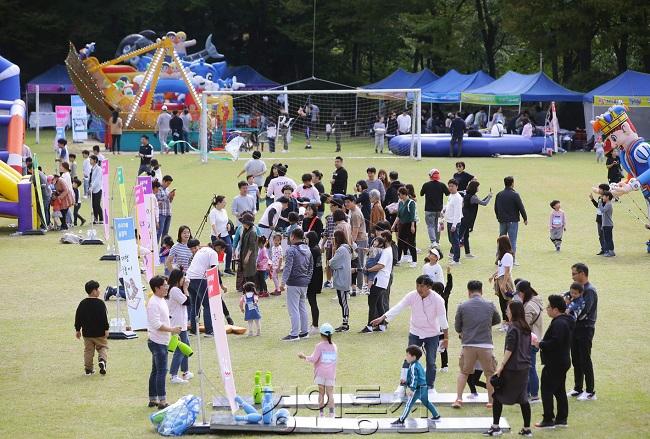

{"left": 583, "top": 70, "right": 650, "bottom": 103}
{"left": 421, "top": 69, "right": 494, "bottom": 103}
{"left": 221, "top": 65, "right": 280, "bottom": 90}
{"left": 26, "top": 64, "right": 75, "bottom": 94}
{"left": 363, "top": 68, "right": 439, "bottom": 89}
{"left": 462, "top": 71, "right": 583, "bottom": 104}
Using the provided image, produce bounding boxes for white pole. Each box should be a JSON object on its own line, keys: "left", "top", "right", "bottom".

{"left": 283, "top": 86, "right": 289, "bottom": 114}
{"left": 416, "top": 90, "right": 422, "bottom": 161}
{"left": 410, "top": 96, "right": 416, "bottom": 159}
{"left": 354, "top": 95, "right": 358, "bottom": 136}
{"left": 35, "top": 85, "right": 40, "bottom": 144}
{"left": 200, "top": 92, "right": 208, "bottom": 164}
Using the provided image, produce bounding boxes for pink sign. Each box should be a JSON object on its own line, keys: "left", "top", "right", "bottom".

{"left": 134, "top": 184, "right": 154, "bottom": 281}
{"left": 137, "top": 176, "right": 153, "bottom": 195}
{"left": 55, "top": 106, "right": 71, "bottom": 129}
{"left": 101, "top": 160, "right": 110, "bottom": 241}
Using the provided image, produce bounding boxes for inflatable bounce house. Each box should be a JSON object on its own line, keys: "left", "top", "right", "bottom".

{"left": 0, "top": 55, "right": 39, "bottom": 233}
{"left": 65, "top": 31, "right": 243, "bottom": 150}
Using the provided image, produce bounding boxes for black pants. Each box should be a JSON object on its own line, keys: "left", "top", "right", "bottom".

{"left": 467, "top": 369, "right": 486, "bottom": 393}
{"left": 596, "top": 218, "right": 604, "bottom": 251}
{"left": 382, "top": 273, "right": 393, "bottom": 314}
{"left": 498, "top": 294, "right": 510, "bottom": 322}
{"left": 439, "top": 295, "right": 449, "bottom": 367}
{"left": 449, "top": 136, "right": 463, "bottom": 157}
{"left": 601, "top": 225, "right": 614, "bottom": 252}
{"left": 398, "top": 222, "right": 417, "bottom": 262}
{"left": 336, "top": 290, "right": 349, "bottom": 325}
{"left": 493, "top": 400, "right": 530, "bottom": 428}
{"left": 306, "top": 289, "right": 319, "bottom": 327}
{"left": 60, "top": 207, "right": 69, "bottom": 230}
{"left": 111, "top": 134, "right": 121, "bottom": 152}
{"left": 173, "top": 134, "right": 185, "bottom": 154}
{"left": 459, "top": 222, "right": 471, "bottom": 254}
{"left": 571, "top": 326, "right": 595, "bottom": 393}
{"left": 541, "top": 366, "right": 569, "bottom": 423}
{"left": 367, "top": 285, "right": 386, "bottom": 325}
{"left": 255, "top": 270, "right": 268, "bottom": 293}
{"left": 92, "top": 190, "right": 103, "bottom": 222}
{"left": 73, "top": 203, "right": 85, "bottom": 225}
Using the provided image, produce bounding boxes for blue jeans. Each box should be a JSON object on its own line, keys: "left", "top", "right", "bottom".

{"left": 403, "top": 333, "right": 440, "bottom": 388}
{"left": 169, "top": 330, "right": 190, "bottom": 376}
{"left": 158, "top": 214, "right": 172, "bottom": 243}
{"left": 529, "top": 346, "right": 539, "bottom": 397}
{"left": 447, "top": 223, "right": 460, "bottom": 262}
{"left": 499, "top": 221, "right": 519, "bottom": 253}
{"left": 148, "top": 340, "right": 168, "bottom": 400}
{"left": 188, "top": 278, "right": 213, "bottom": 335}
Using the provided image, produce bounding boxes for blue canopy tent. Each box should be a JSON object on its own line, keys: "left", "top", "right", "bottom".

{"left": 362, "top": 68, "right": 438, "bottom": 89}
{"left": 221, "top": 65, "right": 280, "bottom": 90}
{"left": 421, "top": 69, "right": 494, "bottom": 103}
{"left": 583, "top": 70, "right": 650, "bottom": 138}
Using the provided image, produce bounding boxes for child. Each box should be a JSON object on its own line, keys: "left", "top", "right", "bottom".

{"left": 151, "top": 159, "right": 163, "bottom": 182}
{"left": 246, "top": 174, "right": 261, "bottom": 212}
{"left": 431, "top": 265, "right": 452, "bottom": 372}
{"left": 564, "top": 282, "right": 586, "bottom": 321}
{"left": 365, "top": 236, "right": 385, "bottom": 287}
{"left": 160, "top": 235, "right": 175, "bottom": 275}
{"left": 600, "top": 190, "right": 615, "bottom": 257}
{"left": 256, "top": 236, "right": 269, "bottom": 297}
{"left": 466, "top": 362, "right": 486, "bottom": 398}
{"left": 51, "top": 194, "right": 62, "bottom": 231}
{"left": 269, "top": 233, "right": 284, "bottom": 296}
{"left": 298, "top": 323, "right": 338, "bottom": 418}
{"left": 74, "top": 280, "right": 109, "bottom": 375}
{"left": 69, "top": 153, "right": 78, "bottom": 179}
{"left": 391, "top": 345, "right": 441, "bottom": 425}
{"left": 267, "top": 121, "right": 277, "bottom": 152}
{"left": 239, "top": 282, "right": 261, "bottom": 336}
{"left": 72, "top": 178, "right": 86, "bottom": 227}
{"left": 549, "top": 200, "right": 566, "bottom": 251}
{"left": 167, "top": 269, "right": 193, "bottom": 384}
{"left": 373, "top": 116, "right": 386, "bottom": 153}
{"left": 422, "top": 247, "right": 444, "bottom": 284}
{"left": 81, "top": 150, "right": 91, "bottom": 198}
{"left": 594, "top": 139, "right": 605, "bottom": 163}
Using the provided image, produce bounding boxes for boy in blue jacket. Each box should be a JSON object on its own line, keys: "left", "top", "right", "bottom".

{"left": 391, "top": 345, "right": 441, "bottom": 425}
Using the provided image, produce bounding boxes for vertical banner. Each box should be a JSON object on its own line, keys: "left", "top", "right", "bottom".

{"left": 101, "top": 159, "right": 110, "bottom": 241}
{"left": 54, "top": 105, "right": 71, "bottom": 148}
{"left": 136, "top": 176, "right": 159, "bottom": 267}
{"left": 117, "top": 167, "right": 128, "bottom": 217}
{"left": 114, "top": 217, "right": 148, "bottom": 330}
{"left": 32, "top": 153, "right": 46, "bottom": 229}
{"left": 70, "top": 95, "right": 88, "bottom": 142}
{"left": 206, "top": 267, "right": 238, "bottom": 413}
{"left": 134, "top": 185, "right": 154, "bottom": 281}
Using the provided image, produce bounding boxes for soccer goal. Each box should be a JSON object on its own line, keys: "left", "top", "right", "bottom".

{"left": 198, "top": 88, "right": 422, "bottom": 161}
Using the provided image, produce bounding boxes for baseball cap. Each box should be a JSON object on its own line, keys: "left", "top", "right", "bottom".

{"left": 162, "top": 105, "right": 168, "bottom": 111}
{"left": 428, "top": 168, "right": 440, "bottom": 181}
{"left": 428, "top": 247, "right": 441, "bottom": 259}
{"left": 320, "top": 323, "right": 334, "bottom": 336}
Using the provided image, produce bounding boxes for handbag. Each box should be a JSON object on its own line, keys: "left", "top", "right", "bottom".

{"left": 490, "top": 373, "right": 504, "bottom": 390}
{"left": 494, "top": 273, "right": 515, "bottom": 299}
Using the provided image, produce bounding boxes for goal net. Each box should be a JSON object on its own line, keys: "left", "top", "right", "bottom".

{"left": 198, "top": 88, "right": 422, "bottom": 161}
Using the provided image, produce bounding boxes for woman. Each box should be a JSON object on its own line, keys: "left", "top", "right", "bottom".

{"left": 238, "top": 213, "right": 258, "bottom": 284}
{"left": 355, "top": 180, "right": 371, "bottom": 225}
{"left": 369, "top": 189, "right": 386, "bottom": 236}
{"left": 167, "top": 269, "right": 193, "bottom": 384}
{"left": 209, "top": 196, "right": 234, "bottom": 275}
{"left": 491, "top": 235, "right": 515, "bottom": 330}
{"left": 484, "top": 301, "right": 532, "bottom": 437}
{"left": 329, "top": 230, "right": 352, "bottom": 333}
{"left": 166, "top": 226, "right": 193, "bottom": 273}
{"left": 302, "top": 203, "right": 323, "bottom": 237}
{"left": 378, "top": 169, "right": 390, "bottom": 192}
{"left": 110, "top": 110, "right": 123, "bottom": 154}
{"left": 263, "top": 164, "right": 279, "bottom": 207}
{"left": 306, "top": 231, "right": 322, "bottom": 335}
{"left": 459, "top": 180, "right": 492, "bottom": 258}
{"left": 385, "top": 112, "right": 398, "bottom": 144}
{"left": 52, "top": 173, "right": 74, "bottom": 230}
{"left": 515, "top": 280, "right": 544, "bottom": 403}
{"left": 392, "top": 187, "right": 417, "bottom": 267}
{"left": 333, "top": 209, "right": 352, "bottom": 246}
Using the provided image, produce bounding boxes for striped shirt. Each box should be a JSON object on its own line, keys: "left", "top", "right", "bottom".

{"left": 168, "top": 242, "right": 193, "bottom": 271}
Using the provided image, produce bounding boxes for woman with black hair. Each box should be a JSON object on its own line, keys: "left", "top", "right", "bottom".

{"left": 515, "top": 280, "right": 544, "bottom": 403}
{"left": 263, "top": 165, "right": 280, "bottom": 207}
{"left": 459, "top": 180, "right": 492, "bottom": 258}
{"left": 110, "top": 110, "right": 123, "bottom": 154}
{"left": 305, "top": 231, "right": 322, "bottom": 335}
{"left": 167, "top": 269, "right": 193, "bottom": 384}
{"left": 491, "top": 235, "right": 515, "bottom": 329}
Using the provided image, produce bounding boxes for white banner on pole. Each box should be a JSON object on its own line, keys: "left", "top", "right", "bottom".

{"left": 71, "top": 95, "right": 88, "bottom": 142}
{"left": 114, "top": 217, "right": 148, "bottom": 330}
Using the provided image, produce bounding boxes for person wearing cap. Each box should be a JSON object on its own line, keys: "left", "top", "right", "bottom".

{"left": 280, "top": 228, "right": 314, "bottom": 341}
{"left": 239, "top": 213, "right": 259, "bottom": 285}
{"left": 238, "top": 151, "right": 267, "bottom": 188}
{"left": 422, "top": 248, "right": 444, "bottom": 284}
{"left": 258, "top": 196, "right": 290, "bottom": 239}
{"left": 155, "top": 106, "right": 172, "bottom": 153}
{"left": 420, "top": 169, "right": 450, "bottom": 247}
{"left": 298, "top": 322, "right": 338, "bottom": 417}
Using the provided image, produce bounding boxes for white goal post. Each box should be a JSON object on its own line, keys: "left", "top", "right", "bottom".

{"left": 199, "top": 88, "right": 422, "bottom": 161}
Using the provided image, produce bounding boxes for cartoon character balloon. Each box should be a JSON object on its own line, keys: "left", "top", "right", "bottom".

{"left": 593, "top": 105, "right": 650, "bottom": 220}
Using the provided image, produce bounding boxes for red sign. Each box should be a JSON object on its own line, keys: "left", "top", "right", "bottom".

{"left": 206, "top": 267, "right": 222, "bottom": 298}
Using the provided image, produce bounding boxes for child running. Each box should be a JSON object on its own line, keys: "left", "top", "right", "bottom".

{"left": 391, "top": 345, "right": 441, "bottom": 426}
{"left": 239, "top": 282, "right": 261, "bottom": 336}
{"left": 549, "top": 200, "right": 566, "bottom": 251}
{"left": 74, "top": 280, "right": 109, "bottom": 375}
{"left": 269, "top": 233, "right": 284, "bottom": 295}
{"left": 298, "top": 323, "right": 338, "bottom": 418}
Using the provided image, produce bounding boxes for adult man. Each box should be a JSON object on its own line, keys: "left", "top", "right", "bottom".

{"left": 452, "top": 162, "right": 474, "bottom": 192}
{"left": 280, "top": 228, "right": 313, "bottom": 341}
{"left": 258, "top": 196, "right": 290, "bottom": 239}
{"left": 452, "top": 280, "right": 501, "bottom": 408}
{"left": 494, "top": 176, "right": 528, "bottom": 257}
{"left": 156, "top": 175, "right": 174, "bottom": 242}
{"left": 330, "top": 156, "right": 348, "bottom": 195}
{"left": 533, "top": 295, "right": 575, "bottom": 429}
{"left": 568, "top": 263, "right": 598, "bottom": 401}
{"left": 232, "top": 181, "right": 257, "bottom": 221}
{"left": 238, "top": 151, "right": 267, "bottom": 188}
{"left": 371, "top": 276, "right": 448, "bottom": 394}
{"left": 138, "top": 135, "right": 154, "bottom": 176}
{"left": 169, "top": 110, "right": 184, "bottom": 154}
{"left": 180, "top": 108, "right": 192, "bottom": 145}
{"left": 365, "top": 167, "right": 385, "bottom": 202}
{"left": 155, "top": 106, "right": 172, "bottom": 153}
{"left": 267, "top": 165, "right": 297, "bottom": 199}
{"left": 449, "top": 112, "right": 466, "bottom": 157}
{"left": 420, "top": 168, "right": 449, "bottom": 246}
{"left": 443, "top": 178, "right": 463, "bottom": 264}
{"left": 89, "top": 154, "right": 103, "bottom": 224}
{"left": 396, "top": 109, "right": 412, "bottom": 135}
{"left": 345, "top": 195, "right": 368, "bottom": 292}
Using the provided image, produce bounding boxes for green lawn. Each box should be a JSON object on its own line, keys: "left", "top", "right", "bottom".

{"left": 1, "top": 130, "right": 649, "bottom": 438}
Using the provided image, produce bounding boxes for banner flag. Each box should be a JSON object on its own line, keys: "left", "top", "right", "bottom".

{"left": 101, "top": 159, "right": 110, "bottom": 241}
{"left": 114, "top": 217, "right": 148, "bottom": 330}
{"left": 134, "top": 185, "right": 154, "bottom": 281}
{"left": 117, "top": 167, "right": 128, "bottom": 217}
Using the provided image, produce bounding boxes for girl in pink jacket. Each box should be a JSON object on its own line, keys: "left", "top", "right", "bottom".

{"left": 298, "top": 323, "right": 338, "bottom": 417}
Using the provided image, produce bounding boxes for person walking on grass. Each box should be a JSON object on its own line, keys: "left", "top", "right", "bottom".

{"left": 442, "top": 179, "right": 463, "bottom": 265}
{"left": 167, "top": 269, "right": 193, "bottom": 384}
{"left": 420, "top": 168, "right": 449, "bottom": 247}
{"left": 298, "top": 323, "right": 338, "bottom": 418}
{"left": 459, "top": 180, "right": 492, "bottom": 258}
{"left": 74, "top": 280, "right": 109, "bottom": 376}
{"left": 280, "top": 228, "right": 314, "bottom": 341}
{"left": 494, "top": 176, "right": 527, "bottom": 262}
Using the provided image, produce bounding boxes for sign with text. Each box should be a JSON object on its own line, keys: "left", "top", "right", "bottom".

{"left": 114, "top": 217, "right": 147, "bottom": 330}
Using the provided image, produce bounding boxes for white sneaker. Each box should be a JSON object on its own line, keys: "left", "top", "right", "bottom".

{"left": 309, "top": 326, "right": 320, "bottom": 335}
{"left": 577, "top": 392, "right": 597, "bottom": 401}
{"left": 449, "top": 260, "right": 460, "bottom": 266}
{"left": 416, "top": 247, "right": 422, "bottom": 254}
{"left": 465, "top": 254, "right": 476, "bottom": 258}
{"left": 409, "top": 262, "right": 417, "bottom": 268}
{"left": 466, "top": 392, "right": 479, "bottom": 399}
{"left": 399, "top": 255, "right": 409, "bottom": 264}
{"left": 170, "top": 375, "right": 189, "bottom": 384}
{"left": 182, "top": 371, "right": 194, "bottom": 380}
{"left": 428, "top": 388, "right": 437, "bottom": 395}
{"left": 438, "top": 367, "right": 449, "bottom": 373}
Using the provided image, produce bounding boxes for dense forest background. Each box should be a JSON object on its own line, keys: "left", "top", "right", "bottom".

{"left": 0, "top": 0, "right": 648, "bottom": 90}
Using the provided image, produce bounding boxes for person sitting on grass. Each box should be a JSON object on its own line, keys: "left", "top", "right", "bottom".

{"left": 74, "top": 280, "right": 109, "bottom": 376}
{"left": 391, "top": 345, "right": 441, "bottom": 426}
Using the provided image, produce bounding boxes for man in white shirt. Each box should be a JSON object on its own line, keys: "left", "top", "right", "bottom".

{"left": 294, "top": 173, "right": 321, "bottom": 207}
{"left": 371, "top": 275, "right": 449, "bottom": 394}
{"left": 396, "top": 110, "right": 412, "bottom": 135}
{"left": 146, "top": 275, "right": 181, "bottom": 408}
{"left": 89, "top": 155, "right": 103, "bottom": 224}
{"left": 180, "top": 108, "right": 192, "bottom": 145}
{"left": 443, "top": 178, "right": 463, "bottom": 264}
{"left": 267, "top": 166, "right": 297, "bottom": 199}
{"left": 155, "top": 106, "right": 172, "bottom": 153}
{"left": 490, "top": 120, "right": 505, "bottom": 137}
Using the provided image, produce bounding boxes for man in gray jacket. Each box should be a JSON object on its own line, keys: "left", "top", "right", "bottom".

{"left": 452, "top": 280, "right": 501, "bottom": 408}
{"left": 280, "top": 228, "right": 313, "bottom": 341}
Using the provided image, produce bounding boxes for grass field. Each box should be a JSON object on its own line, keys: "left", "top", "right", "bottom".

{"left": 1, "top": 131, "right": 649, "bottom": 438}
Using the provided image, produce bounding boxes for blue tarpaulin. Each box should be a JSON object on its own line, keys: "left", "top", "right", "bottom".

{"left": 583, "top": 70, "right": 650, "bottom": 105}
{"left": 363, "top": 68, "right": 439, "bottom": 90}
{"left": 26, "top": 64, "right": 75, "bottom": 94}
{"left": 421, "top": 69, "right": 494, "bottom": 103}
{"left": 221, "top": 65, "right": 280, "bottom": 90}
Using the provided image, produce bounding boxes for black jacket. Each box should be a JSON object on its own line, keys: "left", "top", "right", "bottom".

{"left": 539, "top": 314, "right": 575, "bottom": 369}
{"left": 169, "top": 115, "right": 184, "bottom": 134}
{"left": 383, "top": 180, "right": 402, "bottom": 208}
{"left": 576, "top": 282, "right": 598, "bottom": 329}
{"left": 494, "top": 187, "right": 527, "bottom": 223}
{"left": 420, "top": 180, "right": 449, "bottom": 212}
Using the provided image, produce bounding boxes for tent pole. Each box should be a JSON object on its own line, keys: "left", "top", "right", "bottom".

{"left": 35, "top": 85, "right": 40, "bottom": 144}
{"left": 518, "top": 101, "right": 521, "bottom": 114}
